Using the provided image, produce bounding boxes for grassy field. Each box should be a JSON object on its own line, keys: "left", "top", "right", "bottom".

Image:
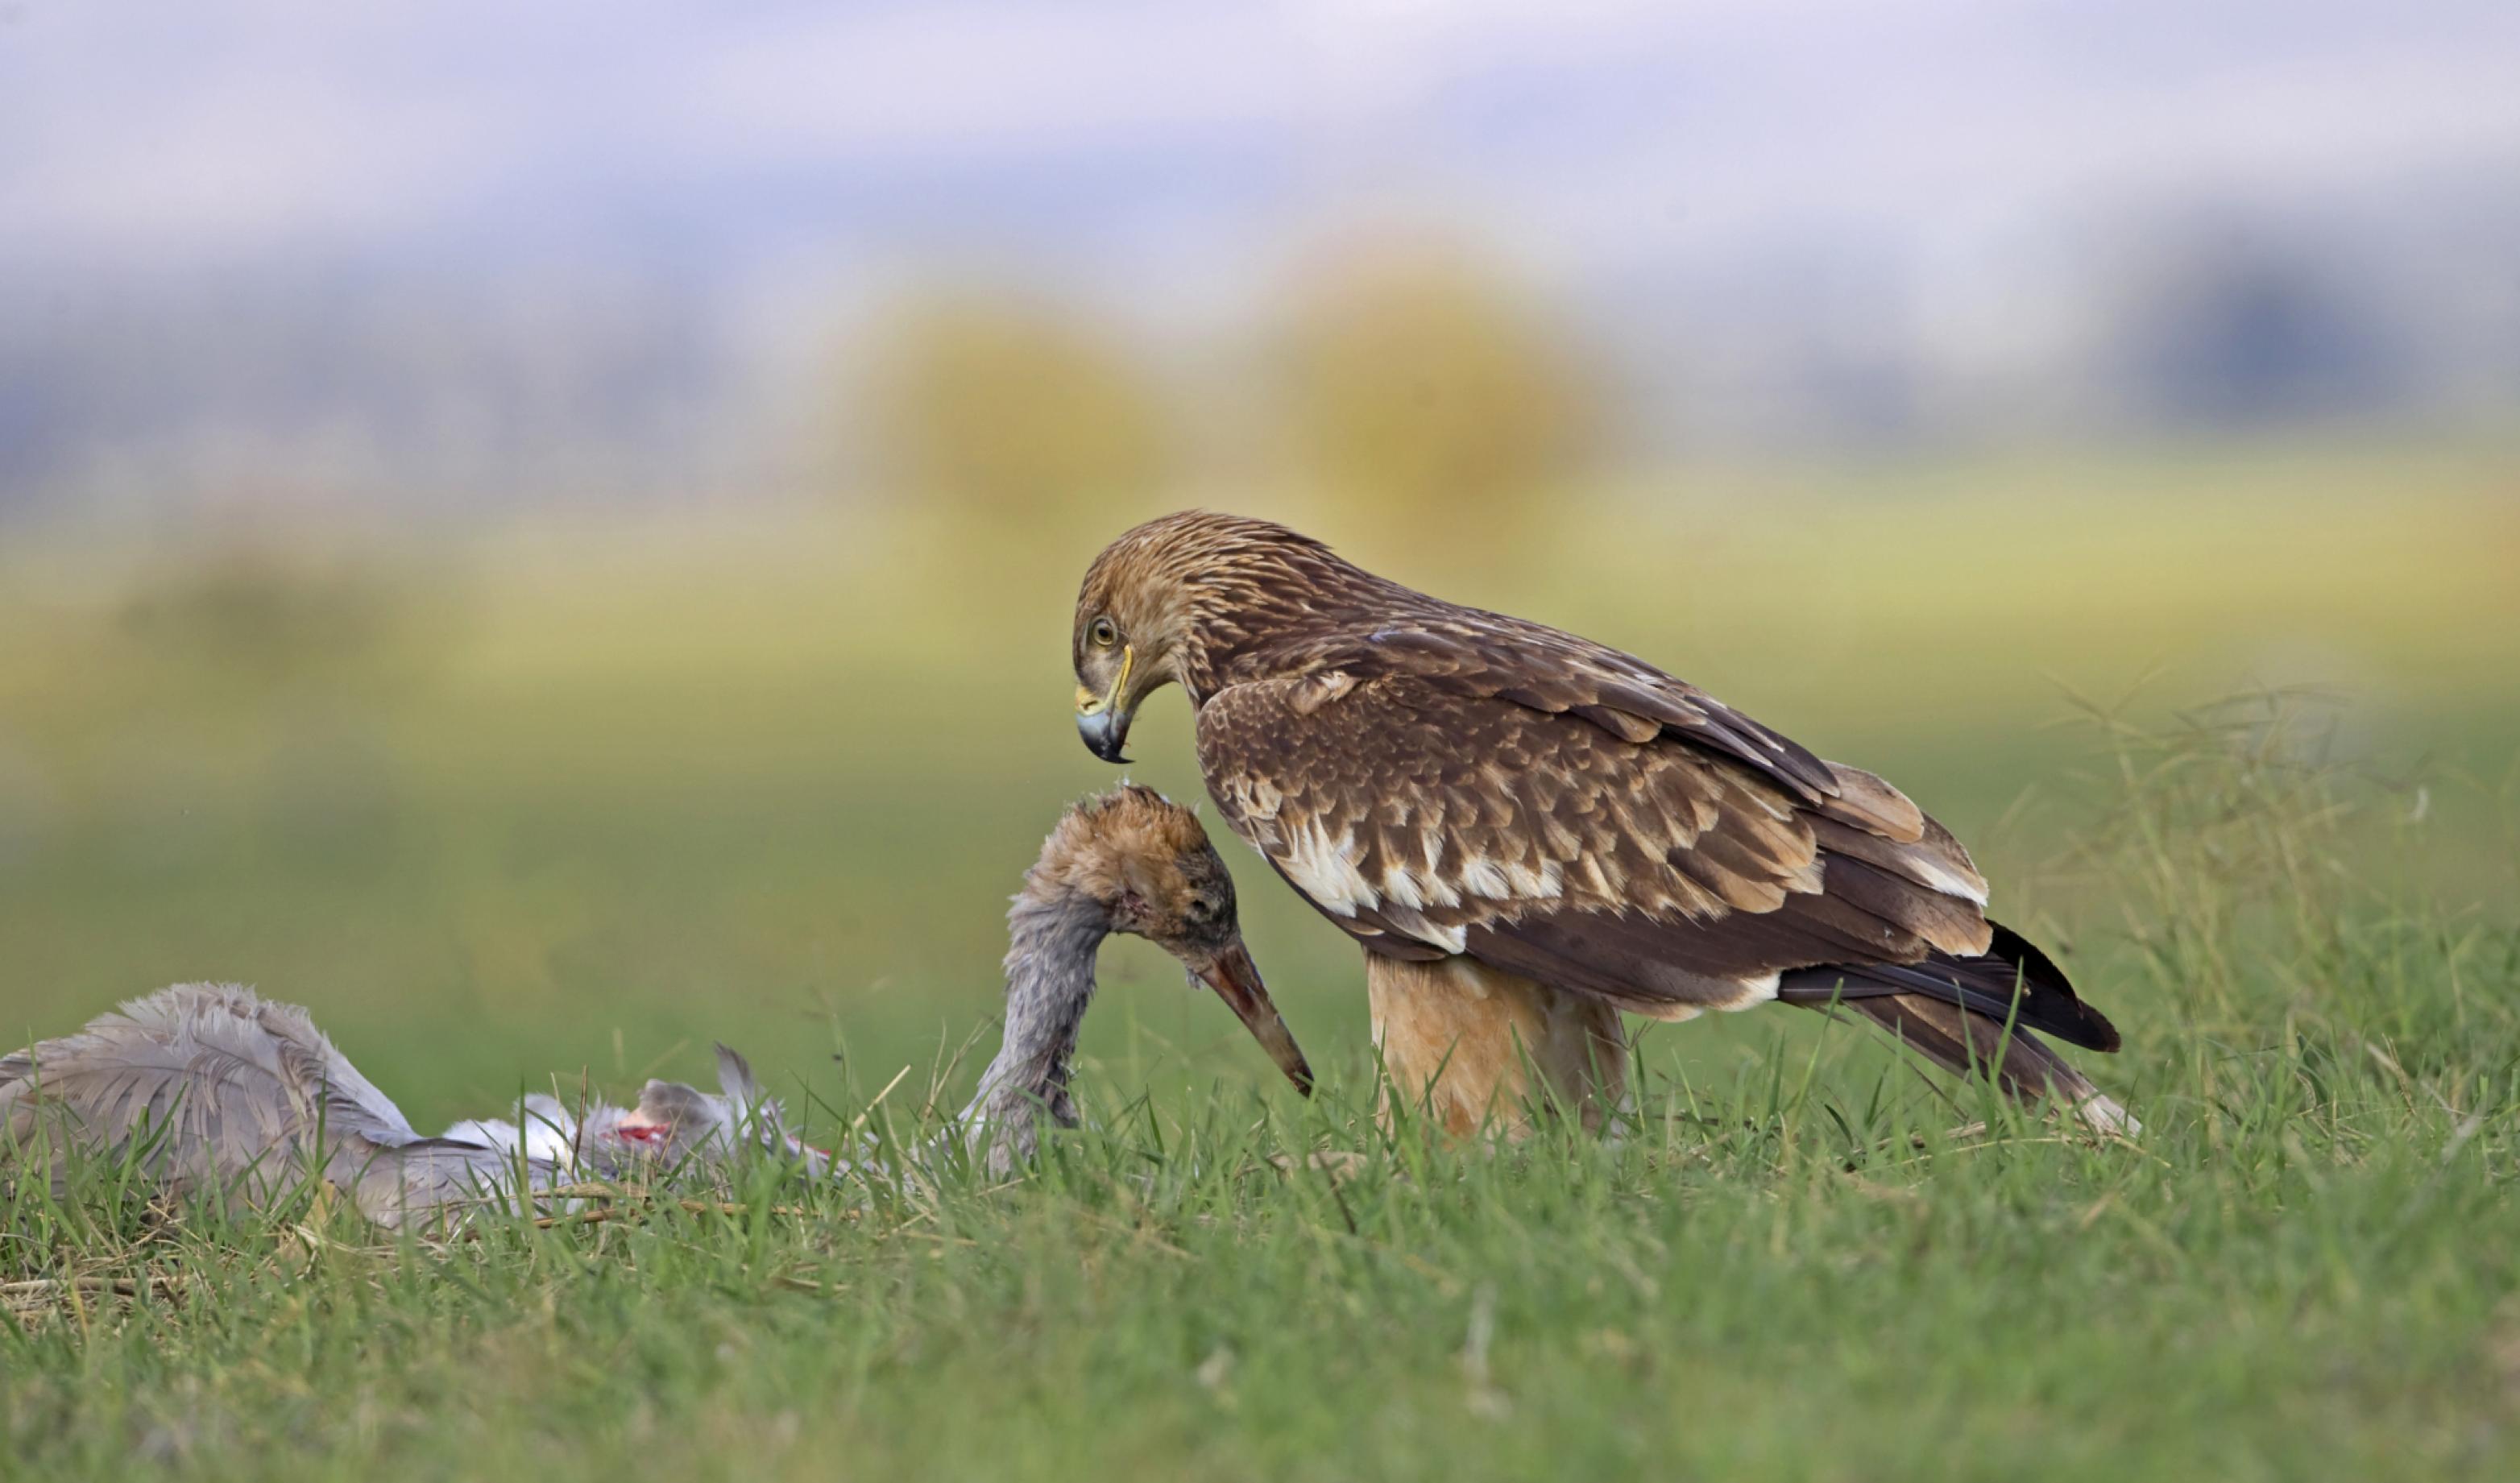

{"left": 3, "top": 442, "right": 2518, "bottom": 1479}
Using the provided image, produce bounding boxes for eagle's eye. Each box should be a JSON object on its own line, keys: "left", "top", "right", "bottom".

{"left": 1089, "top": 616, "right": 1120, "bottom": 648}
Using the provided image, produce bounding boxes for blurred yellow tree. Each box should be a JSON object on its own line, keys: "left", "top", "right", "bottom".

{"left": 1281, "top": 247, "right": 1593, "bottom": 526}
{"left": 864, "top": 290, "right": 1168, "bottom": 521}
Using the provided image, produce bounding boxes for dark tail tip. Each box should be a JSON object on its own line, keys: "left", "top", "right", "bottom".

{"left": 1986, "top": 923, "right": 2120, "bottom": 1053}
{"left": 1775, "top": 922, "right": 2119, "bottom": 1053}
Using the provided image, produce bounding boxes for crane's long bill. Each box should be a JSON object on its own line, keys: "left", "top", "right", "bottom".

{"left": 1192, "top": 942, "right": 1314, "bottom": 1096}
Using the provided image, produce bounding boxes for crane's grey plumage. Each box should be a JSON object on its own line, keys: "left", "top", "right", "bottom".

{"left": 0, "top": 983, "right": 541, "bottom": 1228}
{"left": 1, "top": 985, "right": 822, "bottom": 1229}
{"left": 445, "top": 1045, "right": 831, "bottom": 1185}
{"left": 962, "top": 879, "right": 1111, "bottom": 1173}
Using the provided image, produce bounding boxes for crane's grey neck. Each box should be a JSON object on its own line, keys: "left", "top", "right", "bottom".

{"left": 964, "top": 889, "right": 1109, "bottom": 1170}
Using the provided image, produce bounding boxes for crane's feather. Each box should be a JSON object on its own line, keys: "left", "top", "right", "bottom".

{"left": 1, "top": 983, "right": 413, "bottom": 1188}
{"left": 1, "top": 984, "right": 549, "bottom": 1226}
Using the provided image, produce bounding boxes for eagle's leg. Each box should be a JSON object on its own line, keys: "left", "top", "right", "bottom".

{"left": 1364, "top": 954, "right": 1630, "bottom": 1140}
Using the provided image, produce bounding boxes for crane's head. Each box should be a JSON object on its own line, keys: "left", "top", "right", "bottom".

{"left": 1020, "top": 784, "right": 1312, "bottom": 1095}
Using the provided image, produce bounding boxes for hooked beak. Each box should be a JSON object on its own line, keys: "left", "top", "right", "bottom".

{"left": 1075, "top": 702, "right": 1132, "bottom": 764}
{"left": 1190, "top": 940, "right": 1314, "bottom": 1096}
{"left": 1074, "top": 648, "right": 1136, "bottom": 764}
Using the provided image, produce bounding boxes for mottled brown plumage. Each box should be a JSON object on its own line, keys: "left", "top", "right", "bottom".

{"left": 1071, "top": 512, "right": 2132, "bottom": 1136}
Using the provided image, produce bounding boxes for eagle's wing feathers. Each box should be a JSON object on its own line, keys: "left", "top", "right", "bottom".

{"left": 1310, "top": 614, "right": 1843, "bottom": 804}
{"left": 1196, "top": 673, "right": 1999, "bottom": 1021}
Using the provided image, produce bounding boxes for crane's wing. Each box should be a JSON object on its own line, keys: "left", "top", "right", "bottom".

{"left": 1196, "top": 671, "right": 2115, "bottom": 1050}
{"left": 0, "top": 984, "right": 573, "bottom": 1226}
{"left": 0, "top": 983, "right": 479, "bottom": 1199}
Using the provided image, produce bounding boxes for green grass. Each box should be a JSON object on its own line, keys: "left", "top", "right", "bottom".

{"left": 8, "top": 798, "right": 2518, "bottom": 1481}
{"left": 4, "top": 444, "right": 2519, "bottom": 1479}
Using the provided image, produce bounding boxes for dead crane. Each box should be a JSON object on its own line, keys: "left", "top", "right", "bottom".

{"left": 2, "top": 787, "right": 1312, "bottom": 1223}
{"left": 0, "top": 983, "right": 822, "bottom": 1228}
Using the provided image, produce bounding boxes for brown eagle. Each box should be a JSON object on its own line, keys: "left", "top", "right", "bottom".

{"left": 1069, "top": 511, "right": 2132, "bottom": 1138}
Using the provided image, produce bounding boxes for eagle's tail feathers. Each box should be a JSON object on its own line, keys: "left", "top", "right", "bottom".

{"left": 1776, "top": 922, "right": 2119, "bottom": 1053}
{"left": 1820, "top": 991, "right": 2137, "bottom": 1136}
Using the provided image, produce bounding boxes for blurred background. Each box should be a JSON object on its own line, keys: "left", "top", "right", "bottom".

{"left": 2, "top": 1, "right": 2515, "bottom": 1129}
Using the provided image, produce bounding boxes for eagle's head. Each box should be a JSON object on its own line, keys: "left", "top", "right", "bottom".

{"left": 1071, "top": 510, "right": 1337, "bottom": 761}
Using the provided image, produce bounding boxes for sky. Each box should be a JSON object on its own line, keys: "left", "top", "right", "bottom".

{"left": 3, "top": 0, "right": 2517, "bottom": 515}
